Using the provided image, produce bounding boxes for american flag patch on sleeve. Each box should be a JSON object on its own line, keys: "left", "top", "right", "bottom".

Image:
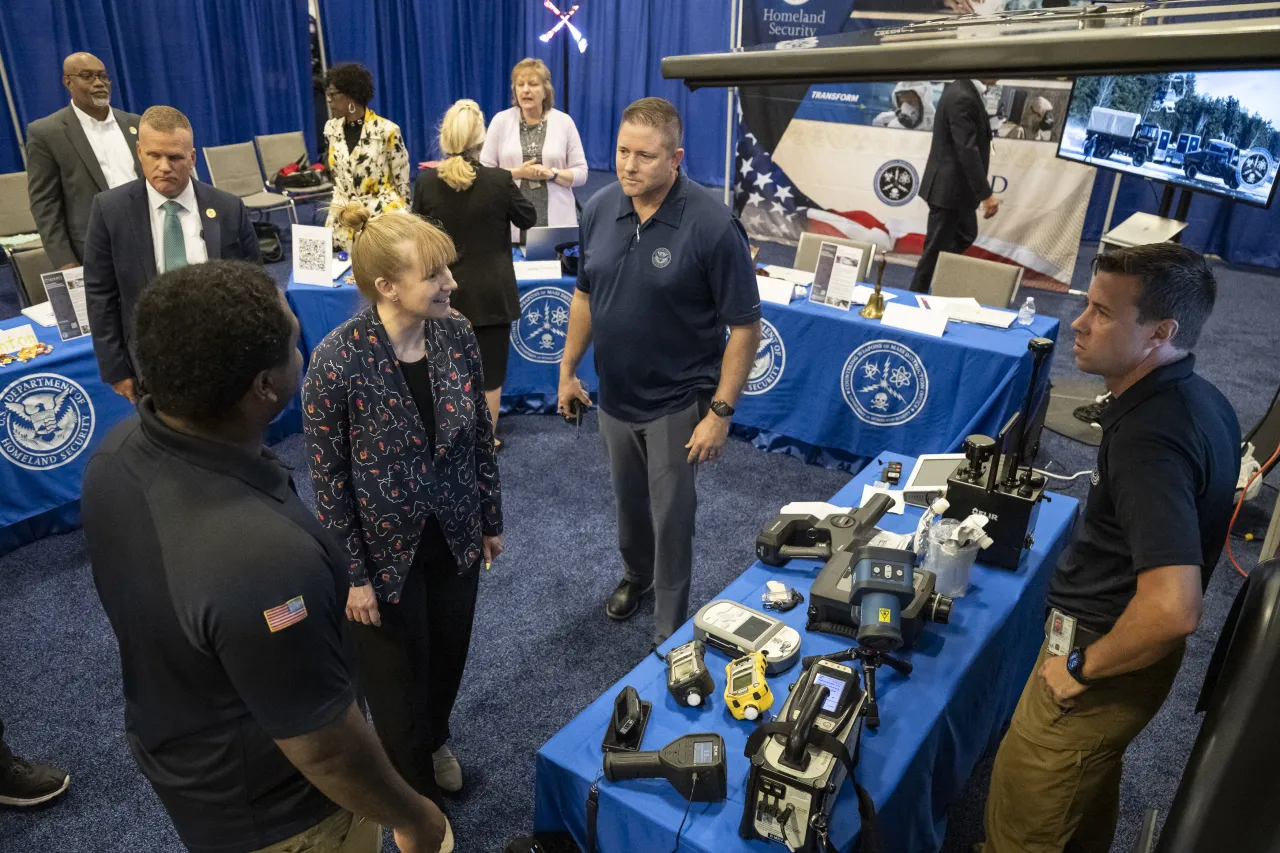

{"left": 264, "top": 596, "right": 308, "bottom": 632}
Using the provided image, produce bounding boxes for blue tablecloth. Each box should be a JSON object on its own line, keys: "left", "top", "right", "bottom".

{"left": 285, "top": 255, "right": 598, "bottom": 413}
{"left": 0, "top": 315, "right": 301, "bottom": 556}
{"left": 735, "top": 292, "right": 1060, "bottom": 471}
{"left": 533, "top": 451, "right": 1079, "bottom": 853}
{"left": 287, "top": 258, "right": 1057, "bottom": 466}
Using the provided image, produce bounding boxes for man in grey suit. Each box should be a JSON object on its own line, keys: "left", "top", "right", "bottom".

{"left": 84, "top": 106, "right": 260, "bottom": 402}
{"left": 25, "top": 53, "right": 142, "bottom": 271}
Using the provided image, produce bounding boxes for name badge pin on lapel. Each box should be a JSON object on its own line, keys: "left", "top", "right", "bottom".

{"left": 206, "top": 208, "right": 217, "bottom": 219}
{"left": 129, "top": 126, "right": 137, "bottom": 135}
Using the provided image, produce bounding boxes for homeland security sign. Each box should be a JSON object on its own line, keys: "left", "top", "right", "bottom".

{"left": 744, "top": 0, "right": 850, "bottom": 45}
{"left": 1, "top": 373, "right": 95, "bottom": 471}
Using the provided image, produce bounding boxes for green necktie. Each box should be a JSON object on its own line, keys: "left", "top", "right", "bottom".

{"left": 161, "top": 200, "right": 188, "bottom": 272}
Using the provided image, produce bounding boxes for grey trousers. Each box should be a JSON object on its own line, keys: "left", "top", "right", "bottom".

{"left": 597, "top": 399, "right": 707, "bottom": 643}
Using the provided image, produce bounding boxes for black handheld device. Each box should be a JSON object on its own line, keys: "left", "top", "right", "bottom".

{"left": 666, "top": 640, "right": 715, "bottom": 708}
{"left": 601, "top": 685, "right": 651, "bottom": 753}
{"left": 603, "top": 733, "right": 728, "bottom": 802}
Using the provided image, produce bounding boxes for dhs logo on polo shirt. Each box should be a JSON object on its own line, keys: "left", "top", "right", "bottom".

{"left": 652, "top": 247, "right": 672, "bottom": 268}
{"left": 512, "top": 286, "right": 572, "bottom": 364}
{"left": 745, "top": 319, "right": 786, "bottom": 396}
{"left": 841, "top": 340, "right": 928, "bottom": 426}
{"left": 1, "top": 373, "right": 95, "bottom": 471}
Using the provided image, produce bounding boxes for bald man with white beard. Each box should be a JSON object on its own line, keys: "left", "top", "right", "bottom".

{"left": 26, "top": 52, "right": 142, "bottom": 271}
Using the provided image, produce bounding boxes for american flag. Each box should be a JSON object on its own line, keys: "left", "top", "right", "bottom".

{"left": 264, "top": 596, "right": 308, "bottom": 633}
{"left": 733, "top": 106, "right": 895, "bottom": 254}
{"left": 732, "top": 107, "right": 815, "bottom": 245}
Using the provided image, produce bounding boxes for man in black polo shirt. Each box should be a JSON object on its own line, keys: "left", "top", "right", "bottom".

{"left": 558, "top": 97, "right": 762, "bottom": 644}
{"left": 81, "top": 261, "right": 452, "bottom": 853}
{"left": 980, "top": 244, "right": 1239, "bottom": 853}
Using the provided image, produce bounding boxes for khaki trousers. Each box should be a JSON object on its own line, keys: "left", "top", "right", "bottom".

{"left": 250, "top": 809, "right": 381, "bottom": 853}
{"left": 983, "top": 637, "right": 1184, "bottom": 853}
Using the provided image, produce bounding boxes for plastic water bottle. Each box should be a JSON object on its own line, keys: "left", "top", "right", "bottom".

{"left": 1017, "top": 296, "right": 1036, "bottom": 326}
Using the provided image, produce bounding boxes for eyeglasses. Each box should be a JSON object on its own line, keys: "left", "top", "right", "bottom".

{"left": 325, "top": 89, "right": 340, "bottom": 101}
{"left": 71, "top": 71, "right": 111, "bottom": 83}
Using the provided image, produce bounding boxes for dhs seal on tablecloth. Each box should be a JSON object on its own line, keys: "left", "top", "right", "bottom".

{"left": 841, "top": 340, "right": 928, "bottom": 426}
{"left": 512, "top": 286, "right": 573, "bottom": 364}
{"left": 745, "top": 319, "right": 786, "bottom": 396}
{"left": 1, "top": 373, "right": 95, "bottom": 471}
{"left": 874, "top": 159, "right": 919, "bottom": 207}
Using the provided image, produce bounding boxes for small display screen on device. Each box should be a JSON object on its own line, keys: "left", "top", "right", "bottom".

{"left": 736, "top": 615, "right": 771, "bottom": 643}
{"left": 912, "top": 457, "right": 963, "bottom": 485}
{"left": 673, "top": 659, "right": 693, "bottom": 679}
{"left": 693, "top": 741, "right": 715, "bottom": 764}
{"left": 731, "top": 668, "right": 754, "bottom": 692}
{"left": 814, "top": 673, "right": 847, "bottom": 712}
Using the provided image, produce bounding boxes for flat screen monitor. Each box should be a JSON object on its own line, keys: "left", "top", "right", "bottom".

{"left": 1057, "top": 71, "right": 1280, "bottom": 209}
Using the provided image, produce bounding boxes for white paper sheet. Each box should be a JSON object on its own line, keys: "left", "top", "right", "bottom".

{"left": 917, "top": 294, "right": 1015, "bottom": 328}
{"left": 860, "top": 485, "right": 906, "bottom": 514}
{"left": 292, "top": 224, "right": 337, "bottom": 286}
{"left": 881, "top": 302, "right": 949, "bottom": 337}
{"left": 513, "top": 260, "right": 565, "bottom": 281}
{"left": 760, "top": 265, "right": 815, "bottom": 285}
{"left": 852, "top": 285, "right": 898, "bottom": 306}
{"left": 779, "top": 501, "right": 852, "bottom": 519}
{"left": 0, "top": 323, "right": 39, "bottom": 355}
{"left": 756, "top": 275, "right": 796, "bottom": 306}
{"left": 20, "top": 302, "right": 56, "bottom": 328}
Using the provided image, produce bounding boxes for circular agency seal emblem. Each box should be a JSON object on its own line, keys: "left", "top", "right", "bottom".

{"left": 652, "top": 247, "right": 672, "bottom": 268}
{"left": 745, "top": 319, "right": 786, "bottom": 396}
{"left": 512, "top": 286, "right": 573, "bottom": 364}
{"left": 841, "top": 340, "right": 928, "bottom": 426}
{"left": 1, "top": 373, "right": 95, "bottom": 471}
{"left": 874, "top": 159, "right": 919, "bottom": 207}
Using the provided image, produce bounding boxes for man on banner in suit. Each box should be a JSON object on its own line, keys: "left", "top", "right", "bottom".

{"left": 910, "top": 78, "right": 1001, "bottom": 294}
{"left": 84, "top": 105, "right": 260, "bottom": 403}
{"left": 25, "top": 53, "right": 142, "bottom": 271}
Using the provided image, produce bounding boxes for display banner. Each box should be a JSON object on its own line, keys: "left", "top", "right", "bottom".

{"left": 735, "top": 1, "right": 1096, "bottom": 287}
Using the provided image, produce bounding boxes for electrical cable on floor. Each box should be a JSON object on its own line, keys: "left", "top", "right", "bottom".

{"left": 1227, "top": 441, "right": 1280, "bottom": 578}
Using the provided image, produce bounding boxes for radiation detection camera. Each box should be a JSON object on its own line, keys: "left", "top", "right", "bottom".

{"left": 694, "top": 600, "right": 802, "bottom": 674}
{"left": 603, "top": 733, "right": 728, "bottom": 802}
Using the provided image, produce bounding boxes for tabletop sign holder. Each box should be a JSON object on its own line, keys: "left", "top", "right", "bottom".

{"left": 40, "top": 267, "right": 92, "bottom": 341}
{"left": 292, "top": 224, "right": 340, "bottom": 286}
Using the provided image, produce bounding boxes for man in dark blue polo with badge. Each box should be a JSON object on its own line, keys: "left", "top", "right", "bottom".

{"left": 559, "top": 97, "right": 762, "bottom": 645}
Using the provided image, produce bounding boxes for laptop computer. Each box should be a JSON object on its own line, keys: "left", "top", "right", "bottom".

{"left": 523, "top": 225, "right": 579, "bottom": 261}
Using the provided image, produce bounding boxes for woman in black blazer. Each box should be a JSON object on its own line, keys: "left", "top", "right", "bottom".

{"left": 413, "top": 99, "right": 537, "bottom": 448}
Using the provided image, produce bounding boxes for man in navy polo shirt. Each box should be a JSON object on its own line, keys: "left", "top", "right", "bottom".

{"left": 559, "top": 97, "right": 762, "bottom": 644}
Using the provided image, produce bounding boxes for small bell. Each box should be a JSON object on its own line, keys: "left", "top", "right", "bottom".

{"left": 860, "top": 256, "right": 888, "bottom": 320}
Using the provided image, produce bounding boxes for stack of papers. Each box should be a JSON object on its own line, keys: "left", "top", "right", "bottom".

{"left": 881, "top": 302, "right": 948, "bottom": 337}
{"left": 916, "top": 294, "right": 1017, "bottom": 329}
{"left": 20, "top": 302, "right": 56, "bottom": 328}
{"left": 759, "top": 265, "right": 815, "bottom": 286}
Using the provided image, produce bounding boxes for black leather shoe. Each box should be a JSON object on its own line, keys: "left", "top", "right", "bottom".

{"left": 606, "top": 578, "right": 653, "bottom": 621}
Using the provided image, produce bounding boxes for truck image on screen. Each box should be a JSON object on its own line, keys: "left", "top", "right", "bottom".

{"left": 1082, "top": 107, "right": 1161, "bottom": 166}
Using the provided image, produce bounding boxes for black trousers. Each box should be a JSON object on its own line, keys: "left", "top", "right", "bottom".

{"left": 0, "top": 715, "right": 10, "bottom": 765}
{"left": 910, "top": 202, "right": 979, "bottom": 293}
{"left": 354, "top": 520, "right": 480, "bottom": 801}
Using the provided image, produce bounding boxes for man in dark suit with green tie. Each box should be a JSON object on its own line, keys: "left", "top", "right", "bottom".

{"left": 83, "top": 105, "right": 260, "bottom": 403}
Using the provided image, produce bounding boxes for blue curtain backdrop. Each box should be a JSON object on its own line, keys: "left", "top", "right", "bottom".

{"left": 0, "top": 0, "right": 314, "bottom": 180}
{"left": 320, "top": 0, "right": 530, "bottom": 171}
{"left": 518, "top": 0, "right": 733, "bottom": 186}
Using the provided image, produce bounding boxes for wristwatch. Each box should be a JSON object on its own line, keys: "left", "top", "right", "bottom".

{"left": 710, "top": 400, "right": 735, "bottom": 418}
{"left": 549, "top": 168, "right": 560, "bottom": 182}
{"left": 1066, "top": 646, "right": 1091, "bottom": 686}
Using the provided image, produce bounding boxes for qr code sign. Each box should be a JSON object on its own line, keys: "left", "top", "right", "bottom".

{"left": 297, "top": 238, "right": 329, "bottom": 273}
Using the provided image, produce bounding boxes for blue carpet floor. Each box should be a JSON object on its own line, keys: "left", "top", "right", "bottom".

{"left": 1, "top": 177, "right": 1277, "bottom": 852}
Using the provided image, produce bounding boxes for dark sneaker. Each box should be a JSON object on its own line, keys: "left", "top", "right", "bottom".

{"left": 606, "top": 578, "right": 653, "bottom": 621}
{"left": 1073, "top": 392, "right": 1113, "bottom": 429}
{"left": 0, "top": 755, "right": 70, "bottom": 807}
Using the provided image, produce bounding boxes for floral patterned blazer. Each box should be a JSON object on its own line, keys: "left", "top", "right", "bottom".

{"left": 302, "top": 304, "right": 502, "bottom": 603}
{"left": 323, "top": 109, "right": 411, "bottom": 251}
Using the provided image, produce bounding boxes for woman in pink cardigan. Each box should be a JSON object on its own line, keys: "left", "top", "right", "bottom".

{"left": 480, "top": 58, "right": 588, "bottom": 243}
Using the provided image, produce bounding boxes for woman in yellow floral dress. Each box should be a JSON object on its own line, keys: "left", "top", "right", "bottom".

{"left": 323, "top": 63, "right": 410, "bottom": 251}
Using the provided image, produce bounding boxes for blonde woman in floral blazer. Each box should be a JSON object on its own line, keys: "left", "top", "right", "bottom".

{"left": 323, "top": 63, "right": 410, "bottom": 251}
